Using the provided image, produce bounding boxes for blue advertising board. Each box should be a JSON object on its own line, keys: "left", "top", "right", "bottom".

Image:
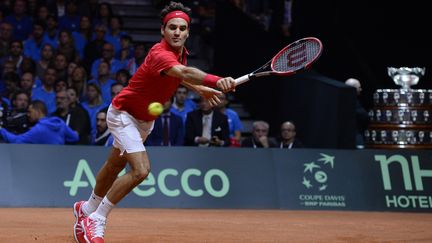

{"left": 0, "top": 144, "right": 431, "bottom": 212}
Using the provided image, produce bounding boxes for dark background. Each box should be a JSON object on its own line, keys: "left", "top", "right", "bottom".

{"left": 213, "top": 0, "right": 431, "bottom": 148}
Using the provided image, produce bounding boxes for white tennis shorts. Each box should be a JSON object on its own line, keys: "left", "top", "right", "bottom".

{"left": 107, "top": 104, "right": 154, "bottom": 155}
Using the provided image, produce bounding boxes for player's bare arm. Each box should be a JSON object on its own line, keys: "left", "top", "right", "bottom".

{"left": 165, "top": 65, "right": 236, "bottom": 92}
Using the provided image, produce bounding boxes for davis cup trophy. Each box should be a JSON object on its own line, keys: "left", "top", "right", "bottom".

{"left": 387, "top": 67, "right": 425, "bottom": 89}
{"left": 365, "top": 67, "right": 432, "bottom": 149}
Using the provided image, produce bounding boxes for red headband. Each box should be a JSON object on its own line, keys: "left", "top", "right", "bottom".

{"left": 163, "top": 11, "right": 190, "bottom": 25}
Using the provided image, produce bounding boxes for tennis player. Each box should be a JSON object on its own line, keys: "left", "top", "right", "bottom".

{"left": 72, "top": 2, "right": 236, "bottom": 243}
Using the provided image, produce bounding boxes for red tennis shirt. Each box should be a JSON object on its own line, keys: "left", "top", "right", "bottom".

{"left": 112, "top": 39, "right": 188, "bottom": 121}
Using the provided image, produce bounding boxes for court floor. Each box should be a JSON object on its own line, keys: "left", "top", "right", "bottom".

{"left": 0, "top": 208, "right": 431, "bottom": 242}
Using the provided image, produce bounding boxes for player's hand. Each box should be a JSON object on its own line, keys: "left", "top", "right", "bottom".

{"left": 216, "top": 77, "right": 236, "bottom": 93}
{"left": 194, "top": 85, "right": 222, "bottom": 107}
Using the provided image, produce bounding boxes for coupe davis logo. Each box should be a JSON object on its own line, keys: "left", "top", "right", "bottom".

{"left": 302, "top": 153, "right": 335, "bottom": 191}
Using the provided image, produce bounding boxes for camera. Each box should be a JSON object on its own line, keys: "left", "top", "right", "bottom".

{"left": 5, "top": 109, "right": 30, "bottom": 134}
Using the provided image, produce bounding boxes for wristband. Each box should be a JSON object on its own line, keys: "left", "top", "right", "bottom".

{"left": 203, "top": 74, "right": 221, "bottom": 88}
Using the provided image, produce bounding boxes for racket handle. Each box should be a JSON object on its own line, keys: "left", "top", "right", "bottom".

{"left": 234, "top": 74, "right": 250, "bottom": 86}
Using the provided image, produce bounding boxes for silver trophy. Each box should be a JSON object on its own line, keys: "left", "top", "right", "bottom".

{"left": 419, "top": 131, "right": 424, "bottom": 142}
{"left": 411, "top": 110, "right": 417, "bottom": 122}
{"left": 383, "top": 92, "right": 389, "bottom": 103}
{"left": 385, "top": 110, "right": 392, "bottom": 122}
{"left": 388, "top": 67, "right": 425, "bottom": 89}
{"left": 419, "top": 92, "right": 425, "bottom": 104}
{"left": 393, "top": 92, "right": 399, "bottom": 103}
{"left": 373, "top": 92, "right": 379, "bottom": 104}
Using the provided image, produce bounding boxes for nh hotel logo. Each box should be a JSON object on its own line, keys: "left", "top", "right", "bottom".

{"left": 375, "top": 155, "right": 432, "bottom": 209}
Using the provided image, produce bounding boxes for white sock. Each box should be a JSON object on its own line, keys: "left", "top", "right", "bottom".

{"left": 82, "top": 191, "right": 103, "bottom": 215}
{"left": 93, "top": 196, "right": 115, "bottom": 219}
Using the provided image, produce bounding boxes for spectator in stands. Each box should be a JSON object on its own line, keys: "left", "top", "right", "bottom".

{"left": 170, "top": 85, "right": 197, "bottom": 125}
{"left": 52, "top": 89, "right": 91, "bottom": 145}
{"left": 57, "top": 30, "right": 79, "bottom": 63}
{"left": 110, "top": 82, "right": 124, "bottom": 100}
{"left": 2, "top": 71, "right": 20, "bottom": 100}
{"left": 35, "top": 4, "right": 50, "bottom": 22}
{"left": 23, "top": 20, "right": 47, "bottom": 61}
{"left": 58, "top": 0, "right": 81, "bottom": 32}
{"left": 43, "top": 14, "right": 59, "bottom": 49}
{"left": 146, "top": 98, "right": 184, "bottom": 146}
{"left": 345, "top": 78, "right": 369, "bottom": 149}
{"left": 81, "top": 83, "right": 107, "bottom": 136}
{"left": 133, "top": 42, "right": 147, "bottom": 67}
{"left": 216, "top": 92, "right": 243, "bottom": 147}
{"left": 4, "top": 0, "right": 32, "bottom": 41}
{"left": 278, "top": 121, "right": 304, "bottom": 148}
{"left": 93, "top": 2, "right": 113, "bottom": 27}
{"left": 55, "top": 79, "right": 68, "bottom": 92}
{"left": 88, "top": 60, "right": 117, "bottom": 104}
{"left": 0, "top": 60, "right": 16, "bottom": 95}
{"left": 0, "top": 40, "right": 24, "bottom": 75}
{"left": 114, "top": 69, "right": 131, "bottom": 87}
{"left": 83, "top": 23, "right": 107, "bottom": 73}
{"left": 4, "top": 90, "right": 30, "bottom": 134}
{"left": 54, "top": 53, "right": 69, "bottom": 82}
{"left": 31, "top": 66, "right": 57, "bottom": 115}
{"left": 26, "top": 0, "right": 38, "bottom": 18}
{"left": 72, "top": 15, "right": 93, "bottom": 59}
{"left": 118, "top": 34, "right": 137, "bottom": 75}
{"left": 35, "top": 43, "right": 55, "bottom": 80}
{"left": 66, "top": 86, "right": 80, "bottom": 108}
{"left": 241, "top": 120, "right": 278, "bottom": 148}
{"left": 0, "top": 100, "right": 79, "bottom": 144}
{"left": 1, "top": 59, "right": 16, "bottom": 75}
{"left": 66, "top": 61, "right": 78, "bottom": 86}
{"left": 66, "top": 86, "right": 93, "bottom": 142}
{"left": 0, "top": 22, "right": 13, "bottom": 58}
{"left": 90, "top": 43, "right": 124, "bottom": 79}
{"left": 19, "top": 71, "right": 35, "bottom": 93}
{"left": 70, "top": 65, "right": 88, "bottom": 101}
{"left": 20, "top": 57, "right": 36, "bottom": 75}
{"left": 92, "top": 108, "right": 113, "bottom": 146}
{"left": 185, "top": 96, "right": 230, "bottom": 147}
{"left": 107, "top": 15, "right": 126, "bottom": 56}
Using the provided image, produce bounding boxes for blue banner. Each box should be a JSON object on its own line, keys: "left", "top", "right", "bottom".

{"left": 0, "top": 144, "right": 431, "bottom": 212}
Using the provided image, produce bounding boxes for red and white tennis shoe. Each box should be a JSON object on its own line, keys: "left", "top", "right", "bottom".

{"left": 81, "top": 214, "right": 106, "bottom": 243}
{"left": 73, "top": 201, "right": 87, "bottom": 243}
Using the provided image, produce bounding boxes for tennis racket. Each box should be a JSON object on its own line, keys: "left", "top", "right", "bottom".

{"left": 234, "top": 37, "right": 323, "bottom": 86}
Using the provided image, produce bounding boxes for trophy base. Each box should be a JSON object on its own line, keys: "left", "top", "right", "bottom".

{"left": 365, "top": 144, "right": 432, "bottom": 150}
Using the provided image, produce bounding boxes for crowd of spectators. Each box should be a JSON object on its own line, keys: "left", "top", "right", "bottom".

{"left": 0, "top": 0, "right": 303, "bottom": 149}
{"left": 0, "top": 0, "right": 147, "bottom": 145}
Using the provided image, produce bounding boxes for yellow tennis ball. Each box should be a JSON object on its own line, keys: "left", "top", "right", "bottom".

{"left": 148, "top": 102, "right": 163, "bottom": 116}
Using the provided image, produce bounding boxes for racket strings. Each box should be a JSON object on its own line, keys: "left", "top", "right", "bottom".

{"left": 273, "top": 40, "right": 322, "bottom": 72}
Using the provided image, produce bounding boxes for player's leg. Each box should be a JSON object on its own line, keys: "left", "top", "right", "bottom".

{"left": 81, "top": 108, "right": 153, "bottom": 243}
{"left": 93, "top": 147, "right": 129, "bottom": 200}
{"left": 73, "top": 147, "right": 127, "bottom": 243}
{"left": 81, "top": 151, "right": 150, "bottom": 243}
{"left": 102, "top": 150, "right": 150, "bottom": 204}
{"left": 88, "top": 142, "right": 151, "bottom": 219}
